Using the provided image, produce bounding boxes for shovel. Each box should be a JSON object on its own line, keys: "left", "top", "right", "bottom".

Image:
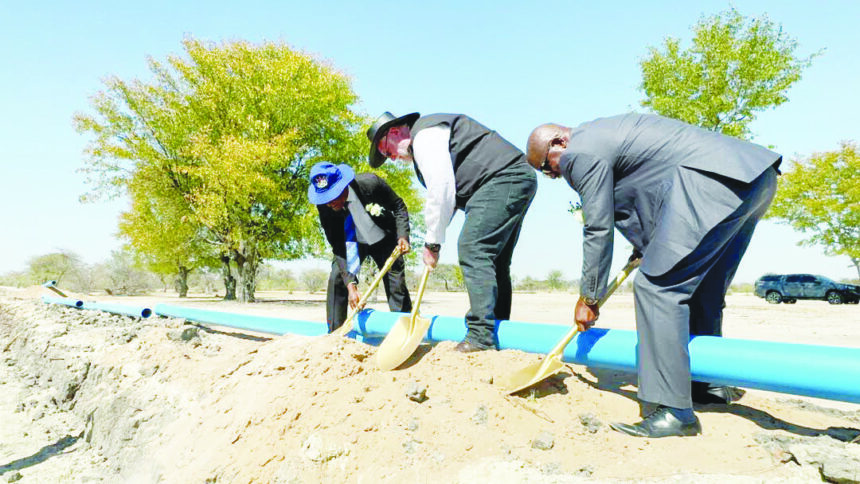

{"left": 332, "top": 246, "right": 403, "bottom": 337}
{"left": 497, "top": 258, "right": 641, "bottom": 394}
{"left": 375, "top": 265, "right": 432, "bottom": 371}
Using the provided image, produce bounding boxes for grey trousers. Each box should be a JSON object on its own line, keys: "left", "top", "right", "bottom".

{"left": 326, "top": 237, "right": 411, "bottom": 333}
{"left": 634, "top": 166, "right": 778, "bottom": 409}
{"left": 458, "top": 165, "right": 536, "bottom": 348}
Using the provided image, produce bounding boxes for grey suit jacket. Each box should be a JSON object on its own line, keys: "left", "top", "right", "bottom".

{"left": 560, "top": 113, "right": 781, "bottom": 299}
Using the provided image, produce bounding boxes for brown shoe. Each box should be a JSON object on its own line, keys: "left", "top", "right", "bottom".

{"left": 455, "top": 341, "right": 486, "bottom": 353}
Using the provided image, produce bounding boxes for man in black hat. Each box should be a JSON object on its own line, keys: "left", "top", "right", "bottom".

{"left": 308, "top": 161, "right": 412, "bottom": 332}
{"left": 367, "top": 112, "right": 536, "bottom": 352}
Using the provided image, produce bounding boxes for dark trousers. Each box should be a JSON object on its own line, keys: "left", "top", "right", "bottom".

{"left": 633, "top": 166, "right": 778, "bottom": 409}
{"left": 458, "top": 165, "right": 536, "bottom": 348}
{"left": 326, "top": 237, "right": 412, "bottom": 332}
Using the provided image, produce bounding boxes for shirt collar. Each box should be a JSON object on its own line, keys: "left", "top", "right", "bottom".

{"left": 346, "top": 186, "right": 358, "bottom": 205}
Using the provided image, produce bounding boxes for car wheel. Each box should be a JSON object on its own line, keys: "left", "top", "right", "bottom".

{"left": 786, "top": 298, "right": 797, "bottom": 304}
{"left": 826, "top": 291, "right": 844, "bottom": 305}
{"left": 766, "top": 291, "right": 782, "bottom": 304}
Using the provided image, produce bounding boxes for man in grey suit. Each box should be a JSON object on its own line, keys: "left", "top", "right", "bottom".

{"left": 526, "top": 113, "right": 781, "bottom": 438}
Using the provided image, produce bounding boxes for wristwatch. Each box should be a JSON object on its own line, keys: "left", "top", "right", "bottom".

{"left": 582, "top": 296, "right": 599, "bottom": 306}
{"left": 424, "top": 243, "right": 441, "bottom": 253}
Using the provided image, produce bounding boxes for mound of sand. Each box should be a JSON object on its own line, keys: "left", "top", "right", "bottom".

{"left": 1, "top": 297, "right": 859, "bottom": 483}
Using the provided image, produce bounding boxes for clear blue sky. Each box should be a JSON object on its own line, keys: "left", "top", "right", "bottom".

{"left": 1, "top": 1, "right": 859, "bottom": 283}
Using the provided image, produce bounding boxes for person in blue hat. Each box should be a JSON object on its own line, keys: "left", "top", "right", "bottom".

{"left": 308, "top": 162, "right": 412, "bottom": 332}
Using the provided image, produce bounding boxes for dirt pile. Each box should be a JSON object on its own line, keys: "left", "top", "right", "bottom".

{"left": 1, "top": 294, "right": 859, "bottom": 483}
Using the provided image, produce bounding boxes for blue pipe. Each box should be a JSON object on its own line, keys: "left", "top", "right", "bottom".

{"left": 46, "top": 297, "right": 860, "bottom": 404}
{"left": 81, "top": 302, "right": 152, "bottom": 318}
{"left": 354, "top": 310, "right": 860, "bottom": 404}
{"left": 153, "top": 304, "right": 328, "bottom": 337}
{"left": 41, "top": 295, "right": 83, "bottom": 308}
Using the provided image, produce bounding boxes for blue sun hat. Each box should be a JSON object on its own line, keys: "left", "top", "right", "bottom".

{"left": 307, "top": 162, "right": 355, "bottom": 205}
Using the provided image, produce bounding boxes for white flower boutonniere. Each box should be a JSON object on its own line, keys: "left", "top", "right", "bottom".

{"left": 365, "top": 203, "right": 384, "bottom": 217}
{"left": 568, "top": 201, "right": 584, "bottom": 224}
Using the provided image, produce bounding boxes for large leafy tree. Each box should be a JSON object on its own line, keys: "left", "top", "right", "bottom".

{"left": 118, "top": 168, "right": 218, "bottom": 297}
{"left": 75, "top": 38, "right": 420, "bottom": 302}
{"left": 640, "top": 9, "right": 819, "bottom": 139}
{"left": 767, "top": 142, "right": 860, "bottom": 279}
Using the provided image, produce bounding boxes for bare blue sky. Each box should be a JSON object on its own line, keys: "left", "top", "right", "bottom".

{"left": 1, "top": 1, "right": 858, "bottom": 282}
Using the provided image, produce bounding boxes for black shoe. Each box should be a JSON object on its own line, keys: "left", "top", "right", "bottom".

{"left": 692, "top": 383, "right": 745, "bottom": 405}
{"left": 610, "top": 406, "right": 702, "bottom": 438}
{"left": 639, "top": 401, "right": 659, "bottom": 419}
{"left": 455, "top": 341, "right": 486, "bottom": 353}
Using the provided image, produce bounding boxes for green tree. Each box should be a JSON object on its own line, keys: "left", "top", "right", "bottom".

{"left": 515, "top": 276, "right": 545, "bottom": 292}
{"left": 767, "top": 142, "right": 860, "bottom": 278}
{"left": 118, "top": 171, "right": 218, "bottom": 297}
{"left": 546, "top": 270, "right": 566, "bottom": 291}
{"left": 433, "top": 263, "right": 464, "bottom": 292}
{"left": 257, "top": 265, "right": 298, "bottom": 291}
{"left": 640, "top": 8, "right": 819, "bottom": 139}
{"left": 27, "top": 251, "right": 82, "bottom": 287}
{"left": 300, "top": 269, "right": 328, "bottom": 294}
{"left": 75, "top": 37, "right": 420, "bottom": 302}
{"left": 101, "top": 250, "right": 158, "bottom": 296}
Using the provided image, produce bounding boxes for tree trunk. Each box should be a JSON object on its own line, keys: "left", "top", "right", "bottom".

{"left": 221, "top": 255, "right": 236, "bottom": 301}
{"left": 852, "top": 257, "right": 860, "bottom": 281}
{"left": 175, "top": 266, "right": 190, "bottom": 298}
{"left": 234, "top": 249, "right": 259, "bottom": 303}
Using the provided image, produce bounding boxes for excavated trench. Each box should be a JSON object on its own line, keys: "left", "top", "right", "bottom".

{"left": 2, "top": 295, "right": 860, "bottom": 483}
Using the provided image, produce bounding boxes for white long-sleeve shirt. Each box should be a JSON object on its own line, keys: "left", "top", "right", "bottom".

{"left": 411, "top": 126, "right": 457, "bottom": 245}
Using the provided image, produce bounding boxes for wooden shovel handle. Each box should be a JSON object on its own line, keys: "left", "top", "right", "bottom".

{"left": 547, "top": 258, "right": 641, "bottom": 357}
{"left": 409, "top": 266, "right": 433, "bottom": 323}
{"left": 333, "top": 246, "right": 403, "bottom": 336}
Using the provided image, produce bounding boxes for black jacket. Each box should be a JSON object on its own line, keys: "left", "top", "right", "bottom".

{"left": 317, "top": 173, "right": 410, "bottom": 285}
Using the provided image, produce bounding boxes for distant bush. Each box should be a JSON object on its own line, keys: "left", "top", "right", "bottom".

{"left": 728, "top": 282, "right": 754, "bottom": 294}
{"left": 0, "top": 271, "right": 29, "bottom": 287}
{"left": 301, "top": 269, "right": 328, "bottom": 294}
{"left": 257, "top": 265, "right": 298, "bottom": 291}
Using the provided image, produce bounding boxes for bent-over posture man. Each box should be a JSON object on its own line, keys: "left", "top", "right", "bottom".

{"left": 527, "top": 113, "right": 781, "bottom": 437}
{"left": 367, "top": 112, "right": 536, "bottom": 352}
{"left": 308, "top": 162, "right": 412, "bottom": 332}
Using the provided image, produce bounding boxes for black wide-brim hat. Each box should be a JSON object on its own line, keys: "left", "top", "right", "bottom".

{"left": 366, "top": 111, "right": 420, "bottom": 168}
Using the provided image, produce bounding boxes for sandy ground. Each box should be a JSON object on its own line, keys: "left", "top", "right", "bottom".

{"left": 1, "top": 286, "right": 859, "bottom": 483}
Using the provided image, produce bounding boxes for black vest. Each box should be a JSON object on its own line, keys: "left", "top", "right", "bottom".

{"left": 410, "top": 114, "right": 526, "bottom": 209}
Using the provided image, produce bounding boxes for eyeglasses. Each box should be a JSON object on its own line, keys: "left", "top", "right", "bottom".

{"left": 540, "top": 157, "right": 554, "bottom": 177}
{"left": 378, "top": 130, "right": 395, "bottom": 158}
{"left": 539, "top": 140, "right": 559, "bottom": 178}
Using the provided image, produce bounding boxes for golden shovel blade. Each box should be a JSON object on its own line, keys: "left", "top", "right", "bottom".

{"left": 497, "top": 353, "right": 565, "bottom": 394}
{"left": 375, "top": 265, "right": 433, "bottom": 371}
{"left": 497, "top": 257, "right": 641, "bottom": 396}
{"left": 375, "top": 314, "right": 432, "bottom": 371}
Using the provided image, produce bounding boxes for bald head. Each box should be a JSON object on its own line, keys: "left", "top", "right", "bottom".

{"left": 526, "top": 123, "right": 570, "bottom": 170}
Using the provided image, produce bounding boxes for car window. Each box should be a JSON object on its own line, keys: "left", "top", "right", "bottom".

{"left": 785, "top": 275, "right": 803, "bottom": 283}
{"left": 759, "top": 275, "right": 779, "bottom": 281}
{"left": 799, "top": 275, "right": 817, "bottom": 283}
